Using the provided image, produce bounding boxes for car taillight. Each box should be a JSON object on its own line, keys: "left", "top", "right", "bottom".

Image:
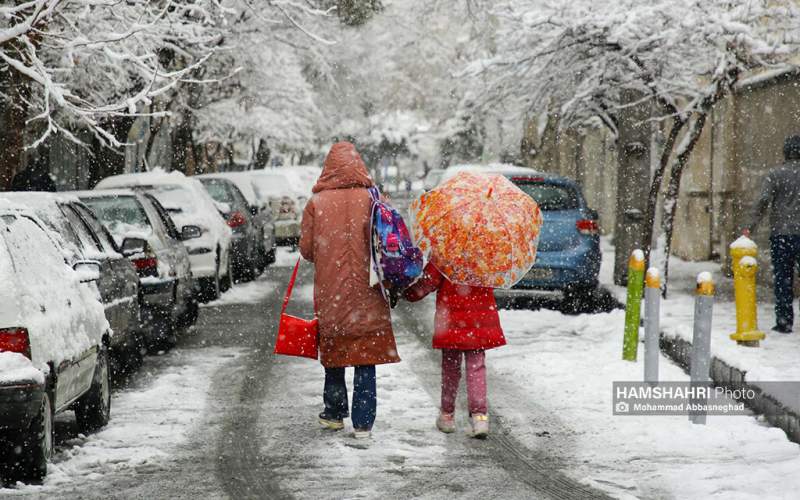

{"left": 131, "top": 243, "right": 158, "bottom": 278}
{"left": 576, "top": 219, "right": 599, "bottom": 235}
{"left": 227, "top": 211, "right": 247, "bottom": 228}
{"left": 0, "top": 328, "right": 31, "bottom": 359}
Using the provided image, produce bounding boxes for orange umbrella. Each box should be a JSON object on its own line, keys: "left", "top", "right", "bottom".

{"left": 409, "top": 172, "right": 543, "bottom": 289}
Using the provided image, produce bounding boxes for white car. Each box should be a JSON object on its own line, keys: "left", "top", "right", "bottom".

{"left": 95, "top": 170, "right": 233, "bottom": 301}
{"left": 248, "top": 170, "right": 307, "bottom": 245}
{"left": 0, "top": 201, "right": 111, "bottom": 482}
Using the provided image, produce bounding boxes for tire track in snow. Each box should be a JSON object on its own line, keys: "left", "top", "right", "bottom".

{"left": 394, "top": 300, "right": 612, "bottom": 500}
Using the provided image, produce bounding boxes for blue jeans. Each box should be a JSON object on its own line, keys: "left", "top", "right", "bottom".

{"left": 323, "top": 366, "right": 376, "bottom": 430}
{"left": 770, "top": 235, "right": 800, "bottom": 328}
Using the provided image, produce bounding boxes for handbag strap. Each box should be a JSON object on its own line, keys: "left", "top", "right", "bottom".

{"left": 281, "top": 257, "right": 302, "bottom": 316}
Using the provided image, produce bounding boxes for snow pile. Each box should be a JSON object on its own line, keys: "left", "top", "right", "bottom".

{"left": 730, "top": 235, "right": 758, "bottom": 250}
{"left": 696, "top": 271, "right": 714, "bottom": 284}
{"left": 203, "top": 277, "right": 277, "bottom": 307}
{"left": 0, "top": 352, "right": 45, "bottom": 385}
{"left": 738, "top": 256, "right": 758, "bottom": 267}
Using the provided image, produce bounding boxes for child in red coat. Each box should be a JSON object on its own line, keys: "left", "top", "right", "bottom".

{"left": 404, "top": 262, "right": 506, "bottom": 438}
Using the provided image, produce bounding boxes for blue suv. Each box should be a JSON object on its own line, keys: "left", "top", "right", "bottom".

{"left": 503, "top": 172, "right": 601, "bottom": 297}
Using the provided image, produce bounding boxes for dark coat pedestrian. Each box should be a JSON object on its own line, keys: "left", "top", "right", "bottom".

{"left": 11, "top": 156, "right": 56, "bottom": 192}
{"left": 746, "top": 135, "right": 800, "bottom": 333}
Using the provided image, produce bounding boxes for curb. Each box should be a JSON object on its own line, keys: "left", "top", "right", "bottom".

{"left": 659, "top": 333, "right": 800, "bottom": 443}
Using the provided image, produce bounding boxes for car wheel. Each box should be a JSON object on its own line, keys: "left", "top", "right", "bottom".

{"left": 11, "top": 391, "right": 53, "bottom": 483}
{"left": 75, "top": 346, "right": 111, "bottom": 433}
{"left": 562, "top": 285, "right": 597, "bottom": 314}
{"left": 265, "top": 247, "right": 276, "bottom": 266}
{"left": 178, "top": 298, "right": 199, "bottom": 327}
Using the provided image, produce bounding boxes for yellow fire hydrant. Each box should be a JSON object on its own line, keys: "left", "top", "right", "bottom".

{"left": 729, "top": 236, "right": 766, "bottom": 347}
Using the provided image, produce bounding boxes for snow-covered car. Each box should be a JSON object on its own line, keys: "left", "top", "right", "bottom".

{"left": 0, "top": 202, "right": 111, "bottom": 482}
{"left": 196, "top": 172, "right": 276, "bottom": 271}
{"left": 95, "top": 171, "right": 233, "bottom": 302}
{"left": 0, "top": 192, "right": 141, "bottom": 374}
{"left": 282, "top": 165, "right": 321, "bottom": 192}
{"left": 75, "top": 190, "right": 198, "bottom": 348}
{"left": 197, "top": 177, "right": 261, "bottom": 281}
{"left": 248, "top": 170, "right": 306, "bottom": 245}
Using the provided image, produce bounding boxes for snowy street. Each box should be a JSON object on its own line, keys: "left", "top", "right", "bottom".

{"left": 0, "top": 247, "right": 798, "bottom": 500}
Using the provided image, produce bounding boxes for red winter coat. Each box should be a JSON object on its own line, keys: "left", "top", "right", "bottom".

{"left": 404, "top": 263, "right": 506, "bottom": 351}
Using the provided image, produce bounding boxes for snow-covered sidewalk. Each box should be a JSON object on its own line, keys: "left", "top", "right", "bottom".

{"left": 482, "top": 238, "right": 800, "bottom": 499}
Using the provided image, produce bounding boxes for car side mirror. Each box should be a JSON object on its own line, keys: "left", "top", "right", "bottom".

{"left": 120, "top": 237, "right": 147, "bottom": 257}
{"left": 73, "top": 260, "right": 101, "bottom": 283}
{"left": 587, "top": 208, "right": 599, "bottom": 220}
{"left": 181, "top": 225, "right": 202, "bottom": 240}
{"left": 249, "top": 205, "right": 259, "bottom": 217}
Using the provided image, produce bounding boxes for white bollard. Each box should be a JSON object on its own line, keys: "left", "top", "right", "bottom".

{"left": 644, "top": 268, "right": 661, "bottom": 384}
{"left": 689, "top": 272, "right": 714, "bottom": 425}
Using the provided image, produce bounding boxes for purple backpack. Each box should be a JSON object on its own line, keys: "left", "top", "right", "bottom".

{"left": 368, "top": 187, "right": 423, "bottom": 303}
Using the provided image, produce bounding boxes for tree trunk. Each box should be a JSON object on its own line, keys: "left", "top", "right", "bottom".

{"left": 660, "top": 112, "right": 712, "bottom": 298}
{"left": 613, "top": 90, "right": 652, "bottom": 285}
{"left": 641, "top": 116, "right": 686, "bottom": 268}
{"left": 0, "top": 66, "right": 30, "bottom": 190}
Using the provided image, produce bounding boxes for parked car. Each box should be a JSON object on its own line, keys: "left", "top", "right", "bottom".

{"left": 95, "top": 170, "right": 233, "bottom": 302}
{"left": 248, "top": 170, "right": 305, "bottom": 246}
{"left": 443, "top": 164, "right": 602, "bottom": 306}
{"left": 197, "top": 172, "right": 276, "bottom": 271}
{"left": 0, "top": 192, "right": 141, "bottom": 373}
{"left": 197, "top": 176, "right": 261, "bottom": 281}
{"left": 75, "top": 190, "right": 198, "bottom": 349}
{"left": 0, "top": 203, "right": 111, "bottom": 482}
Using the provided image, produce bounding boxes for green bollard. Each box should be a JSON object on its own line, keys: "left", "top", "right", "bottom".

{"left": 622, "top": 249, "right": 646, "bottom": 361}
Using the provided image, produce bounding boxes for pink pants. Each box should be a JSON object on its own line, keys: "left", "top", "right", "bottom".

{"left": 440, "top": 349, "right": 487, "bottom": 415}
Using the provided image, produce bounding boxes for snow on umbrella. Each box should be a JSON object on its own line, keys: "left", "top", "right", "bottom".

{"left": 409, "top": 172, "right": 543, "bottom": 289}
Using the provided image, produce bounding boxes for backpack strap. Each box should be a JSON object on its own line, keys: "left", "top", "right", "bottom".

{"left": 367, "top": 186, "right": 380, "bottom": 203}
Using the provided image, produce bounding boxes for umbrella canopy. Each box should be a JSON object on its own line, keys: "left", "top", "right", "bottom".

{"left": 409, "top": 172, "right": 543, "bottom": 289}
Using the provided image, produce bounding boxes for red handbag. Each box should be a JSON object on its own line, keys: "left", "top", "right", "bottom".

{"left": 274, "top": 258, "right": 319, "bottom": 359}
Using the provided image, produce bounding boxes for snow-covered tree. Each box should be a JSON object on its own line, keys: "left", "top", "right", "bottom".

{"left": 470, "top": 0, "right": 800, "bottom": 292}
{"left": 312, "top": 0, "right": 497, "bottom": 169}
{"left": 0, "top": 0, "right": 231, "bottom": 186}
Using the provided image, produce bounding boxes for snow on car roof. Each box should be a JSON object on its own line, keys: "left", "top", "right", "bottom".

{"left": 70, "top": 188, "right": 139, "bottom": 199}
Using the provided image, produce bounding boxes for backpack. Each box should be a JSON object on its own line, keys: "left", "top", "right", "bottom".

{"left": 368, "top": 187, "right": 423, "bottom": 304}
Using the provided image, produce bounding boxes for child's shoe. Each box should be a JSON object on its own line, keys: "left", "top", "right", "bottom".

{"left": 318, "top": 412, "right": 344, "bottom": 430}
{"left": 436, "top": 412, "right": 456, "bottom": 433}
{"left": 469, "top": 414, "right": 489, "bottom": 439}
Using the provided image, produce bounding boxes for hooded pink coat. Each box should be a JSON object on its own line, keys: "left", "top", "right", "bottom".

{"left": 299, "top": 142, "right": 401, "bottom": 368}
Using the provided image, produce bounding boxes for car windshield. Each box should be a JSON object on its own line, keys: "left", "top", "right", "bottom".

{"left": 202, "top": 180, "right": 235, "bottom": 205}
{"left": 148, "top": 185, "right": 197, "bottom": 215}
{"left": 513, "top": 182, "right": 579, "bottom": 211}
{"left": 82, "top": 196, "right": 151, "bottom": 231}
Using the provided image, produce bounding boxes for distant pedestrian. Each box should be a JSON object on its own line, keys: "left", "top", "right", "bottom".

{"left": 11, "top": 155, "right": 56, "bottom": 192}
{"left": 299, "top": 141, "right": 400, "bottom": 440}
{"left": 744, "top": 135, "right": 800, "bottom": 333}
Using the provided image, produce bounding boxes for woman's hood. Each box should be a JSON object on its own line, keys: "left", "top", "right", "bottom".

{"left": 312, "top": 142, "right": 373, "bottom": 193}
